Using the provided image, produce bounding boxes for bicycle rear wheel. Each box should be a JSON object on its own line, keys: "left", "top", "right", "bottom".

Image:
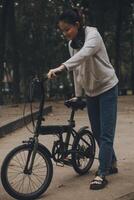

{"left": 1, "top": 144, "right": 53, "bottom": 200}
{"left": 72, "top": 129, "right": 95, "bottom": 175}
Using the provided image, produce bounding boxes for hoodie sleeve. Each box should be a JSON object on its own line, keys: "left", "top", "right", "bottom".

{"left": 73, "top": 68, "right": 83, "bottom": 97}
{"left": 63, "top": 29, "right": 101, "bottom": 71}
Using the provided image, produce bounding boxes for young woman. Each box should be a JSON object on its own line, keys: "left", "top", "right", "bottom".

{"left": 47, "top": 9, "right": 118, "bottom": 190}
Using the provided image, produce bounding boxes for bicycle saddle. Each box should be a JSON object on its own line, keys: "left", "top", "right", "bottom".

{"left": 64, "top": 97, "right": 86, "bottom": 110}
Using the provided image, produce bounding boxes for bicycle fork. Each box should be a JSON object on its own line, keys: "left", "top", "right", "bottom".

{"left": 23, "top": 137, "right": 38, "bottom": 174}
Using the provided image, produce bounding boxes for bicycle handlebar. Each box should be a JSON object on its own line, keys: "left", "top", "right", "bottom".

{"left": 32, "top": 70, "right": 62, "bottom": 83}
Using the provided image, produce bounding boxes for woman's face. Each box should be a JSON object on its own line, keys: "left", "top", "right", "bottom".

{"left": 58, "top": 20, "right": 79, "bottom": 40}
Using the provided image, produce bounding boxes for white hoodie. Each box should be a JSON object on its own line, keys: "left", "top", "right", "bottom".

{"left": 63, "top": 26, "right": 118, "bottom": 97}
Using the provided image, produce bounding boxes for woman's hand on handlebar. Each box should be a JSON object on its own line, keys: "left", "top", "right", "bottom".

{"left": 47, "top": 64, "right": 66, "bottom": 79}
{"left": 47, "top": 69, "right": 57, "bottom": 79}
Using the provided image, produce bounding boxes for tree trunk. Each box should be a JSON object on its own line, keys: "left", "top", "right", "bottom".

{"left": 96, "top": 0, "right": 106, "bottom": 38}
{"left": 114, "top": 0, "right": 123, "bottom": 82}
{"left": 7, "top": 0, "right": 20, "bottom": 103}
{"left": 0, "top": 0, "right": 9, "bottom": 104}
{"left": 130, "top": 3, "right": 134, "bottom": 94}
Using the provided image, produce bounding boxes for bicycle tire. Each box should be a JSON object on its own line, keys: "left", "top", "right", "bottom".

{"left": 1, "top": 144, "right": 53, "bottom": 200}
{"left": 72, "top": 129, "right": 95, "bottom": 175}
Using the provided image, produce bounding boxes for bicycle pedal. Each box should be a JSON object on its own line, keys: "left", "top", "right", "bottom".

{"left": 56, "top": 162, "right": 64, "bottom": 167}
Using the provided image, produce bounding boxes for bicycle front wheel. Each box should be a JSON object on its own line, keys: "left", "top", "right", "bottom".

{"left": 72, "top": 129, "right": 95, "bottom": 175}
{"left": 1, "top": 144, "right": 53, "bottom": 200}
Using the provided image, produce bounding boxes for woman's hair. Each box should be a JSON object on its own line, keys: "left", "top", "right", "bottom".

{"left": 58, "top": 8, "right": 85, "bottom": 49}
{"left": 58, "top": 8, "right": 84, "bottom": 28}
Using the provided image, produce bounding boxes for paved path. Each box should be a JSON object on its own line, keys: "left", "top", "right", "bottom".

{"left": 0, "top": 96, "right": 134, "bottom": 200}
{"left": 0, "top": 102, "right": 52, "bottom": 136}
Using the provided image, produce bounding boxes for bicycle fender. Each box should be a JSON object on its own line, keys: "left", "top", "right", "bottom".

{"left": 38, "top": 143, "right": 52, "bottom": 158}
{"left": 77, "top": 126, "right": 89, "bottom": 134}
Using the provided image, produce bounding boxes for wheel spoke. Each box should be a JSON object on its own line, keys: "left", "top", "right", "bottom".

{"left": 80, "top": 137, "right": 91, "bottom": 146}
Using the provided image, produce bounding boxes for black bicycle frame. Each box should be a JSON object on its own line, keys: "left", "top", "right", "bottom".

{"left": 34, "top": 79, "right": 77, "bottom": 138}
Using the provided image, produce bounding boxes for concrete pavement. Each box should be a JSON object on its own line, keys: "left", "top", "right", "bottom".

{"left": 0, "top": 96, "right": 134, "bottom": 200}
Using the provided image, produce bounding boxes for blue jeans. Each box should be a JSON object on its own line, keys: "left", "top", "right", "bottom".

{"left": 86, "top": 85, "right": 118, "bottom": 176}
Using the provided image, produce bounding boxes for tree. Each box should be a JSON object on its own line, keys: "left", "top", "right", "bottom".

{"left": 0, "top": 0, "right": 20, "bottom": 103}
{"left": 0, "top": 0, "right": 133, "bottom": 102}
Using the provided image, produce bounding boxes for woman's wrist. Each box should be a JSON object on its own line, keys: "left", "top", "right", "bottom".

{"left": 58, "top": 64, "right": 66, "bottom": 71}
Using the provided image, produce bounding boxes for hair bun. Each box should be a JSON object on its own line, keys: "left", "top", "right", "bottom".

{"left": 72, "top": 8, "right": 82, "bottom": 18}
{"left": 72, "top": 8, "right": 85, "bottom": 27}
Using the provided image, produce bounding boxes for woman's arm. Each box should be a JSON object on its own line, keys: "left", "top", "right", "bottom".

{"left": 63, "top": 30, "right": 101, "bottom": 71}
{"left": 47, "top": 64, "right": 66, "bottom": 79}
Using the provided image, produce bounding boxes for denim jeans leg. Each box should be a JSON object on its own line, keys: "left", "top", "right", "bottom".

{"left": 86, "top": 96, "right": 100, "bottom": 146}
{"left": 86, "top": 94, "right": 117, "bottom": 163}
{"left": 98, "top": 85, "right": 118, "bottom": 176}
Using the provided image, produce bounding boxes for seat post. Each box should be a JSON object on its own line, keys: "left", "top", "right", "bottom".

{"left": 68, "top": 109, "right": 75, "bottom": 127}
